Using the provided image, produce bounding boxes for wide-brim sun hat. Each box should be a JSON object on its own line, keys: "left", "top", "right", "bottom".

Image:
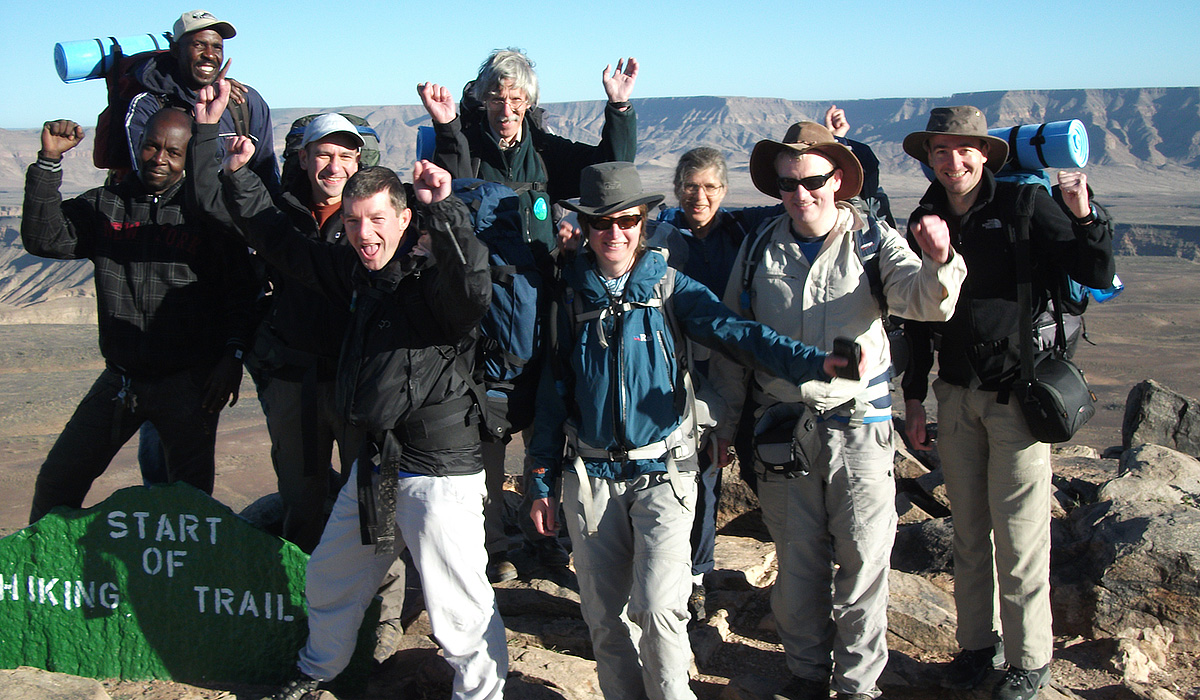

{"left": 902, "top": 105, "right": 1010, "bottom": 172}
{"left": 749, "top": 122, "right": 863, "bottom": 201}
{"left": 559, "top": 162, "right": 664, "bottom": 217}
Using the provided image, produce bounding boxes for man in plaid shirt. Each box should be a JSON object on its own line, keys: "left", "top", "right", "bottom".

{"left": 23, "top": 107, "right": 258, "bottom": 522}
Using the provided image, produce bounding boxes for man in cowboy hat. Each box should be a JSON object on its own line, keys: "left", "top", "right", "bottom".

{"left": 710, "top": 122, "right": 967, "bottom": 700}
{"left": 899, "top": 106, "right": 1114, "bottom": 700}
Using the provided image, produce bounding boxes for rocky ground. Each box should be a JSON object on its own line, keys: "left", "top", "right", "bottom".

{"left": 5, "top": 435, "right": 1200, "bottom": 700}
{"left": 3, "top": 260, "right": 1200, "bottom": 700}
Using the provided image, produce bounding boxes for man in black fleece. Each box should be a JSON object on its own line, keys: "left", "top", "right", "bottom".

{"left": 23, "top": 108, "right": 257, "bottom": 523}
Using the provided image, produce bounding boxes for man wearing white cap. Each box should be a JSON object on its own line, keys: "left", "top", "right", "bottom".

{"left": 125, "top": 9, "right": 278, "bottom": 193}
{"left": 192, "top": 110, "right": 410, "bottom": 663}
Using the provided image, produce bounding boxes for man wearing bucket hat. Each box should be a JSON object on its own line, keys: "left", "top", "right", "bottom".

{"left": 710, "top": 122, "right": 967, "bottom": 700}
{"left": 898, "top": 106, "right": 1113, "bottom": 700}
{"left": 527, "top": 162, "right": 852, "bottom": 700}
{"left": 125, "top": 10, "right": 278, "bottom": 194}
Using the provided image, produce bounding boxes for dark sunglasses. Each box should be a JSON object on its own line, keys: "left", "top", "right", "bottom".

{"left": 777, "top": 170, "right": 837, "bottom": 193}
{"left": 584, "top": 213, "right": 643, "bottom": 231}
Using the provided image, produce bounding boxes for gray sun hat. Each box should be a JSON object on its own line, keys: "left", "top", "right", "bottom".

{"left": 902, "top": 105, "right": 1010, "bottom": 172}
{"left": 559, "top": 162, "right": 664, "bottom": 217}
{"left": 172, "top": 10, "right": 237, "bottom": 40}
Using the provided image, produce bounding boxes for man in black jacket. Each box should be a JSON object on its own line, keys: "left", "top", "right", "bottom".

{"left": 23, "top": 108, "right": 257, "bottom": 523}
{"left": 191, "top": 80, "right": 505, "bottom": 700}
{"left": 244, "top": 113, "right": 367, "bottom": 555}
{"left": 899, "top": 106, "right": 1114, "bottom": 700}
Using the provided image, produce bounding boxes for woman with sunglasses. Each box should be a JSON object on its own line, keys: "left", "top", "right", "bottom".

{"left": 525, "top": 162, "right": 855, "bottom": 700}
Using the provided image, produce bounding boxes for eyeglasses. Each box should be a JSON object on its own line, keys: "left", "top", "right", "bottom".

{"left": 486, "top": 95, "right": 528, "bottom": 110}
{"left": 584, "top": 214, "right": 643, "bottom": 231}
{"left": 680, "top": 183, "right": 724, "bottom": 196}
{"left": 777, "top": 170, "right": 837, "bottom": 193}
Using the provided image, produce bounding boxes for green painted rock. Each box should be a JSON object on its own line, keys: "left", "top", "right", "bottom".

{"left": 0, "top": 483, "right": 375, "bottom": 688}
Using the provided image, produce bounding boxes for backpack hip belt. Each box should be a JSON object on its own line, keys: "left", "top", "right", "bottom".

{"left": 751, "top": 366, "right": 892, "bottom": 429}
{"left": 563, "top": 420, "right": 696, "bottom": 535}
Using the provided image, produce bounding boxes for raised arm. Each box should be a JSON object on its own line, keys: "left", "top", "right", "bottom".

{"left": 413, "top": 160, "right": 492, "bottom": 339}
{"left": 21, "top": 120, "right": 98, "bottom": 260}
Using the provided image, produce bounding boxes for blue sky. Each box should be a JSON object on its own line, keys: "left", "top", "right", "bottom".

{"left": 2, "top": 0, "right": 1196, "bottom": 129}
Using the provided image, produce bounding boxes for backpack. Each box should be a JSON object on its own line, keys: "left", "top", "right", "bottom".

{"left": 93, "top": 47, "right": 251, "bottom": 179}
{"left": 93, "top": 48, "right": 170, "bottom": 174}
{"left": 548, "top": 248, "right": 717, "bottom": 460}
{"left": 451, "top": 178, "right": 545, "bottom": 440}
{"left": 994, "top": 180, "right": 1116, "bottom": 359}
{"left": 280, "top": 113, "right": 382, "bottom": 193}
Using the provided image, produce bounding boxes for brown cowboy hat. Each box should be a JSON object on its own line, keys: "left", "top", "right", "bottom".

{"left": 749, "top": 122, "right": 863, "bottom": 201}
{"left": 559, "top": 162, "right": 664, "bottom": 217}
{"left": 902, "top": 105, "right": 1009, "bottom": 172}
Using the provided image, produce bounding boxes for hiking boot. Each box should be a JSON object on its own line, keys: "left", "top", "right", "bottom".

{"left": 269, "top": 672, "right": 320, "bottom": 700}
{"left": 529, "top": 537, "right": 570, "bottom": 567}
{"left": 373, "top": 618, "right": 404, "bottom": 663}
{"left": 992, "top": 664, "right": 1050, "bottom": 700}
{"left": 688, "top": 583, "right": 707, "bottom": 623}
{"left": 942, "top": 643, "right": 1005, "bottom": 690}
{"left": 486, "top": 554, "right": 518, "bottom": 583}
{"left": 772, "top": 675, "right": 831, "bottom": 700}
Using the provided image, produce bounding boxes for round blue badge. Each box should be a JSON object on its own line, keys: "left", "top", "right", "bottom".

{"left": 533, "top": 195, "right": 549, "bottom": 221}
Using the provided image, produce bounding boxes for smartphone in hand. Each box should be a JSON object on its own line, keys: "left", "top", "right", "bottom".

{"left": 832, "top": 337, "right": 861, "bottom": 381}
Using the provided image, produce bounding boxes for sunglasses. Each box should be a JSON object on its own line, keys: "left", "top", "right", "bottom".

{"left": 777, "top": 170, "right": 837, "bottom": 193}
{"left": 584, "top": 214, "right": 643, "bottom": 231}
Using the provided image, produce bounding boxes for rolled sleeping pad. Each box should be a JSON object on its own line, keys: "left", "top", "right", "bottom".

{"left": 54, "top": 33, "right": 172, "bottom": 83}
{"left": 989, "top": 119, "right": 1089, "bottom": 171}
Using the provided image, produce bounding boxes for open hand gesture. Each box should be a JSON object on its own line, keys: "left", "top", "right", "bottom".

{"left": 194, "top": 62, "right": 232, "bottom": 125}
{"left": 40, "top": 120, "right": 85, "bottom": 159}
{"left": 910, "top": 214, "right": 953, "bottom": 265}
{"left": 602, "top": 57, "right": 639, "bottom": 104}
{"left": 418, "top": 82, "right": 457, "bottom": 125}
{"left": 412, "top": 159, "right": 452, "bottom": 204}
{"left": 1057, "top": 170, "right": 1091, "bottom": 219}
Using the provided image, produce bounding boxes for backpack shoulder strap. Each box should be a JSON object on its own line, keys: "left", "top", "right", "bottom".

{"left": 853, "top": 215, "right": 887, "bottom": 313}
{"left": 738, "top": 217, "right": 777, "bottom": 319}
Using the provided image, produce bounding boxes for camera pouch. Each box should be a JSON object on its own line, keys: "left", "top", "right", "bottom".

{"left": 1012, "top": 355, "right": 1095, "bottom": 444}
{"left": 753, "top": 402, "right": 821, "bottom": 476}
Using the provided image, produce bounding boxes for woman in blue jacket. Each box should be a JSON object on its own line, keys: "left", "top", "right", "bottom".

{"left": 526, "top": 163, "right": 854, "bottom": 700}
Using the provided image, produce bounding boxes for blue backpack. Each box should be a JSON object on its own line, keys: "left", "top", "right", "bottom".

{"left": 452, "top": 178, "right": 545, "bottom": 440}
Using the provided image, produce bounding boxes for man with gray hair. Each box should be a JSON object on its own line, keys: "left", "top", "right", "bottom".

{"left": 418, "top": 48, "right": 638, "bottom": 580}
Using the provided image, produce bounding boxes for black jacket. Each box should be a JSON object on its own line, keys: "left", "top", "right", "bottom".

{"left": 433, "top": 102, "right": 636, "bottom": 262}
{"left": 21, "top": 156, "right": 258, "bottom": 379}
{"left": 193, "top": 124, "right": 493, "bottom": 475}
{"left": 902, "top": 170, "right": 1115, "bottom": 397}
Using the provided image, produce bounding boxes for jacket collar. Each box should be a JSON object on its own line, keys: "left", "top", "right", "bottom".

{"left": 918, "top": 168, "right": 998, "bottom": 218}
{"left": 567, "top": 247, "right": 668, "bottom": 306}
